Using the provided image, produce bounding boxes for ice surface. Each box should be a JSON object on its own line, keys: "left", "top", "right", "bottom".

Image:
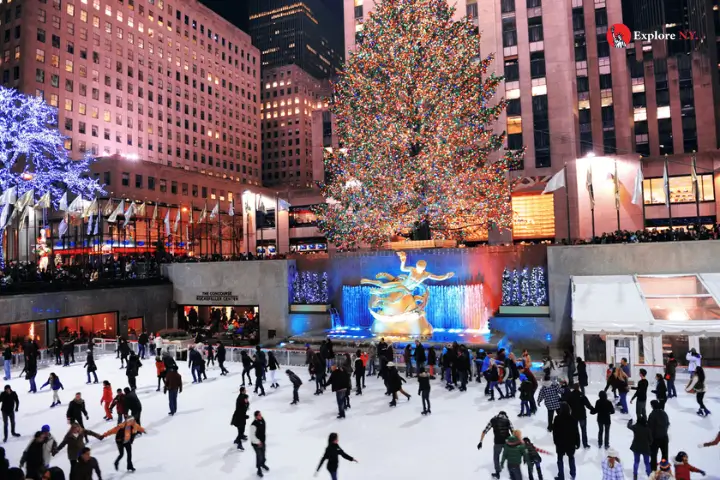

{"left": 3, "top": 357, "right": 720, "bottom": 479}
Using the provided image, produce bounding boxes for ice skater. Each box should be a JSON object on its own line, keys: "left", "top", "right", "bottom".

{"left": 125, "top": 352, "right": 142, "bottom": 391}
{"left": 353, "top": 350, "right": 364, "bottom": 395}
{"left": 286, "top": 369, "right": 302, "bottom": 405}
{"left": 674, "top": 451, "right": 706, "bottom": 479}
{"left": 217, "top": 343, "right": 229, "bottom": 375}
{"left": 316, "top": 432, "right": 357, "bottom": 479}
{"left": 164, "top": 366, "right": 182, "bottom": 415}
{"left": 231, "top": 386, "right": 250, "bottom": 450}
{"left": 241, "top": 351, "right": 254, "bottom": 387}
{"left": 123, "top": 388, "right": 143, "bottom": 428}
{"left": 54, "top": 423, "right": 103, "bottom": 478}
{"left": 630, "top": 368, "right": 649, "bottom": 421}
{"left": 591, "top": 390, "right": 615, "bottom": 449}
{"left": 536, "top": 376, "right": 562, "bottom": 431}
{"left": 206, "top": 342, "right": 215, "bottom": 368}
{"left": 155, "top": 355, "right": 166, "bottom": 391}
{"left": 254, "top": 354, "right": 266, "bottom": 396}
{"left": 189, "top": 346, "right": 203, "bottom": 384}
{"left": 499, "top": 429, "right": 527, "bottom": 480}
{"left": 66, "top": 393, "right": 90, "bottom": 442}
{"left": 39, "top": 373, "right": 64, "bottom": 408}
{"left": 328, "top": 365, "right": 347, "bottom": 418}
{"left": 102, "top": 416, "right": 145, "bottom": 472}
{"left": 74, "top": 446, "right": 102, "bottom": 480}
{"left": 19, "top": 431, "right": 45, "bottom": 480}
{"left": 387, "top": 362, "right": 411, "bottom": 407}
{"left": 686, "top": 366, "right": 710, "bottom": 416}
{"left": 314, "top": 353, "right": 327, "bottom": 395}
{"left": 250, "top": 410, "right": 269, "bottom": 477}
{"left": 118, "top": 337, "right": 130, "bottom": 368}
{"left": 417, "top": 367, "right": 431, "bottom": 414}
{"left": 84, "top": 351, "right": 98, "bottom": 385}
{"left": 523, "top": 436, "right": 550, "bottom": 480}
{"left": 101, "top": 381, "right": 113, "bottom": 421}
{"left": 2, "top": 345, "right": 11, "bottom": 381}
{"left": 110, "top": 389, "right": 126, "bottom": 424}
{"left": 0, "top": 385, "right": 20, "bottom": 442}
{"left": 478, "top": 411, "right": 514, "bottom": 480}
{"left": 268, "top": 352, "right": 279, "bottom": 388}
{"left": 628, "top": 416, "right": 653, "bottom": 478}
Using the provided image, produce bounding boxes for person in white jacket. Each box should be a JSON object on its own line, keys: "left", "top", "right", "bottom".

{"left": 686, "top": 348, "right": 701, "bottom": 374}
{"left": 154, "top": 335, "right": 164, "bottom": 356}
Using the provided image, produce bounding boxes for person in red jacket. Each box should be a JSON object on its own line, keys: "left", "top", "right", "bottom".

{"left": 674, "top": 451, "right": 706, "bottom": 479}
{"left": 101, "top": 381, "right": 114, "bottom": 421}
{"left": 109, "top": 389, "right": 126, "bottom": 425}
{"left": 155, "top": 356, "right": 167, "bottom": 392}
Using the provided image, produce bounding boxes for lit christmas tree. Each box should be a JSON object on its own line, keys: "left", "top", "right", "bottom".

{"left": 315, "top": 0, "right": 522, "bottom": 247}
{"left": 519, "top": 267, "right": 531, "bottom": 306}
{"left": 501, "top": 268, "right": 512, "bottom": 306}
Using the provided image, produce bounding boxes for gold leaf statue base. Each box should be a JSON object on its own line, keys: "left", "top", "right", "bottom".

{"left": 385, "top": 240, "right": 457, "bottom": 250}
{"left": 369, "top": 311, "right": 434, "bottom": 337}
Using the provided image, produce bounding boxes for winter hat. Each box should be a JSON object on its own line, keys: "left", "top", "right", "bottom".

{"left": 675, "top": 451, "right": 687, "bottom": 462}
{"left": 658, "top": 459, "right": 671, "bottom": 471}
{"left": 387, "top": 362, "right": 395, "bottom": 367}
{"left": 41, "top": 425, "right": 50, "bottom": 433}
{"left": 606, "top": 448, "right": 619, "bottom": 458}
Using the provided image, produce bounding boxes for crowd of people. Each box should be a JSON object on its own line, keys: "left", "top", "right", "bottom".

{"left": 0, "top": 336, "right": 718, "bottom": 480}
{"left": 571, "top": 225, "right": 720, "bottom": 245}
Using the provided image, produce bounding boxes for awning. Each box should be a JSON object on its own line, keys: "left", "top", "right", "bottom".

{"left": 572, "top": 275, "right": 652, "bottom": 333}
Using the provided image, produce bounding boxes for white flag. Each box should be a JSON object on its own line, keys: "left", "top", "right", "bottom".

{"left": 631, "top": 164, "right": 644, "bottom": 205}
{"left": 163, "top": 209, "right": 171, "bottom": 237}
{"left": 15, "top": 189, "right": 34, "bottom": 210}
{"left": 58, "top": 215, "right": 69, "bottom": 239}
{"left": 87, "top": 214, "right": 94, "bottom": 235}
{"left": 173, "top": 208, "right": 181, "bottom": 233}
{"left": 135, "top": 202, "right": 146, "bottom": 217}
{"left": 58, "top": 192, "right": 68, "bottom": 211}
{"left": 691, "top": 154, "right": 698, "bottom": 199}
{"left": 103, "top": 199, "right": 115, "bottom": 216}
{"left": 150, "top": 203, "right": 158, "bottom": 228}
{"left": 542, "top": 168, "right": 566, "bottom": 194}
{"left": 93, "top": 213, "right": 100, "bottom": 236}
{"left": 122, "top": 203, "right": 135, "bottom": 229}
{"left": 83, "top": 198, "right": 98, "bottom": 217}
{"left": 0, "top": 203, "right": 11, "bottom": 229}
{"left": 586, "top": 165, "right": 595, "bottom": 208}
{"left": 67, "top": 195, "right": 85, "bottom": 215}
{"left": 108, "top": 199, "right": 125, "bottom": 223}
{"left": 209, "top": 201, "right": 219, "bottom": 220}
{"left": 34, "top": 192, "right": 51, "bottom": 209}
{"left": 198, "top": 204, "right": 207, "bottom": 224}
{"left": 228, "top": 201, "right": 235, "bottom": 217}
{"left": 278, "top": 199, "right": 291, "bottom": 211}
{"left": 0, "top": 187, "right": 17, "bottom": 206}
{"left": 663, "top": 159, "right": 670, "bottom": 208}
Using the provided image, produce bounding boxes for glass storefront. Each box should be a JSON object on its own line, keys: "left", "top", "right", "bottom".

{"left": 181, "top": 305, "right": 259, "bottom": 345}
{"left": 128, "top": 317, "right": 144, "bottom": 339}
{"left": 56, "top": 312, "right": 118, "bottom": 340}
{"left": 512, "top": 193, "right": 556, "bottom": 239}
{"left": 0, "top": 321, "right": 46, "bottom": 350}
{"left": 643, "top": 174, "right": 714, "bottom": 204}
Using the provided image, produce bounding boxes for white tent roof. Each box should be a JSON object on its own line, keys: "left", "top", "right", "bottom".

{"left": 572, "top": 274, "right": 720, "bottom": 334}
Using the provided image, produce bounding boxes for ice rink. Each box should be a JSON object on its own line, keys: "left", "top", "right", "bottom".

{"left": 3, "top": 356, "right": 719, "bottom": 479}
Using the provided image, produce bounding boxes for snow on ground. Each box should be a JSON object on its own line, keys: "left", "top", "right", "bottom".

{"left": 3, "top": 356, "right": 720, "bottom": 480}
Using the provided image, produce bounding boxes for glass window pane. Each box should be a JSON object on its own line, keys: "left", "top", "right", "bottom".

{"left": 0, "top": 321, "right": 46, "bottom": 348}
{"left": 648, "top": 297, "right": 720, "bottom": 320}
{"left": 637, "top": 275, "right": 710, "bottom": 296}
{"left": 661, "top": 335, "right": 688, "bottom": 363}
{"left": 669, "top": 176, "right": 694, "bottom": 203}
{"left": 584, "top": 334, "right": 606, "bottom": 362}
{"left": 698, "top": 337, "right": 720, "bottom": 367}
{"left": 701, "top": 174, "right": 714, "bottom": 201}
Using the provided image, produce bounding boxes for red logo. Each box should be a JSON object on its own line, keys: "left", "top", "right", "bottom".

{"left": 607, "top": 23, "right": 631, "bottom": 48}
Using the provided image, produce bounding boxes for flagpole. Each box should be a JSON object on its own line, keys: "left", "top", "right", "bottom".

{"left": 190, "top": 202, "right": 194, "bottom": 257}
{"left": 665, "top": 155, "right": 673, "bottom": 230}
{"left": 275, "top": 192, "right": 279, "bottom": 256}
{"left": 615, "top": 159, "right": 620, "bottom": 232}
{"left": 218, "top": 203, "right": 222, "bottom": 258}
{"left": 206, "top": 208, "right": 210, "bottom": 258}
{"left": 639, "top": 158, "right": 646, "bottom": 232}
{"left": 693, "top": 151, "right": 700, "bottom": 226}
{"left": 231, "top": 200, "right": 236, "bottom": 258}
{"left": 563, "top": 163, "right": 571, "bottom": 243}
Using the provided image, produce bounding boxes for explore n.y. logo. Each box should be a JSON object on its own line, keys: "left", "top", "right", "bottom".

{"left": 608, "top": 23, "right": 699, "bottom": 48}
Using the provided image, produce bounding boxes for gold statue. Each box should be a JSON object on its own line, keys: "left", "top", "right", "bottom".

{"left": 360, "top": 252, "right": 455, "bottom": 336}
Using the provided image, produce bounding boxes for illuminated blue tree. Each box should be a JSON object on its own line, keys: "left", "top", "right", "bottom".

{"left": 0, "top": 87, "right": 105, "bottom": 264}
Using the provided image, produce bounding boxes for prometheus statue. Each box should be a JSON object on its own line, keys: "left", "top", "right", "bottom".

{"left": 360, "top": 251, "right": 455, "bottom": 336}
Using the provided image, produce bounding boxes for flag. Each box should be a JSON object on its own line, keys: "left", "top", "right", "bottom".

{"left": 631, "top": 164, "right": 644, "bottom": 205}
{"left": 173, "top": 208, "right": 181, "bottom": 233}
{"left": 87, "top": 214, "right": 94, "bottom": 235}
{"left": 228, "top": 200, "right": 235, "bottom": 217}
{"left": 209, "top": 201, "right": 219, "bottom": 220}
{"left": 0, "top": 186, "right": 17, "bottom": 206}
{"left": 613, "top": 161, "right": 620, "bottom": 211}
{"left": 58, "top": 192, "right": 68, "bottom": 211}
{"left": 103, "top": 199, "right": 114, "bottom": 216}
{"left": 93, "top": 213, "right": 100, "bottom": 236}
{"left": 0, "top": 203, "right": 11, "bottom": 229}
{"left": 278, "top": 199, "right": 291, "bottom": 211}
{"left": 691, "top": 153, "right": 698, "bottom": 200}
{"left": 586, "top": 165, "right": 594, "bottom": 208}
{"left": 34, "top": 192, "right": 51, "bottom": 209}
{"left": 663, "top": 158, "right": 670, "bottom": 208}
{"left": 83, "top": 197, "right": 98, "bottom": 217}
{"left": 58, "top": 215, "right": 69, "bottom": 239}
{"left": 198, "top": 204, "right": 207, "bottom": 223}
{"left": 542, "top": 168, "right": 566, "bottom": 194}
{"left": 67, "top": 195, "right": 85, "bottom": 215}
{"left": 150, "top": 203, "right": 158, "bottom": 228}
{"left": 135, "top": 202, "right": 146, "bottom": 217}
{"left": 163, "top": 209, "right": 171, "bottom": 237}
{"left": 108, "top": 199, "right": 125, "bottom": 223}
{"left": 15, "top": 189, "right": 34, "bottom": 210}
{"left": 122, "top": 203, "right": 135, "bottom": 229}
{"left": 189, "top": 204, "right": 194, "bottom": 224}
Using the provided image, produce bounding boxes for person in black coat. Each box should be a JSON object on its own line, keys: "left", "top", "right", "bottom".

{"left": 630, "top": 368, "right": 649, "bottom": 421}
{"left": 414, "top": 340, "right": 426, "bottom": 372}
{"left": 328, "top": 365, "right": 347, "bottom": 419}
{"left": 123, "top": 388, "right": 142, "bottom": 428}
{"left": 313, "top": 353, "right": 326, "bottom": 395}
{"left": 575, "top": 357, "right": 588, "bottom": 394}
{"left": 647, "top": 399, "right": 669, "bottom": 472}
{"left": 62, "top": 341, "right": 74, "bottom": 367}
{"left": 0, "top": 385, "right": 20, "bottom": 442}
{"left": 566, "top": 383, "right": 592, "bottom": 449}
{"left": 286, "top": 370, "right": 302, "bottom": 405}
{"left": 652, "top": 373, "right": 667, "bottom": 409}
{"left": 118, "top": 338, "right": 130, "bottom": 368}
{"left": 353, "top": 350, "right": 364, "bottom": 395}
{"left": 590, "top": 390, "right": 615, "bottom": 449}
{"left": 417, "top": 367, "right": 431, "bottom": 415}
{"left": 387, "top": 363, "right": 410, "bottom": 407}
{"left": 66, "top": 393, "right": 90, "bottom": 441}
{"left": 19, "top": 431, "right": 46, "bottom": 480}
{"left": 628, "top": 416, "right": 653, "bottom": 478}
{"left": 231, "top": 386, "right": 249, "bottom": 450}
{"left": 456, "top": 348, "right": 470, "bottom": 392}
{"left": 125, "top": 353, "right": 142, "bottom": 391}
{"left": 188, "top": 347, "right": 204, "bottom": 384}
{"left": 216, "top": 343, "right": 229, "bottom": 376}
{"left": 84, "top": 351, "right": 98, "bottom": 385}
{"left": 552, "top": 402, "right": 579, "bottom": 480}
{"left": 316, "top": 432, "right": 357, "bottom": 479}
{"left": 253, "top": 354, "right": 266, "bottom": 396}
{"left": 427, "top": 346, "right": 437, "bottom": 379}
{"left": 137, "top": 332, "right": 149, "bottom": 360}
{"left": 240, "top": 351, "right": 254, "bottom": 386}
{"left": 51, "top": 339, "right": 63, "bottom": 366}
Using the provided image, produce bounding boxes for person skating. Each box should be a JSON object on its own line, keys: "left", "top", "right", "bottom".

{"left": 520, "top": 366, "right": 538, "bottom": 415}
{"left": 403, "top": 344, "right": 413, "bottom": 378}
{"left": 610, "top": 367, "right": 630, "bottom": 414}
{"left": 313, "top": 353, "right": 327, "bottom": 395}
{"left": 100, "top": 381, "right": 113, "bottom": 421}
{"left": 62, "top": 340, "right": 73, "bottom": 368}
{"left": 665, "top": 353, "right": 678, "bottom": 399}
{"left": 125, "top": 352, "right": 141, "bottom": 391}
{"left": 456, "top": 347, "right": 470, "bottom": 392}
{"left": 231, "top": 386, "right": 250, "bottom": 450}
{"left": 122, "top": 388, "right": 142, "bottom": 428}
{"left": 316, "top": 432, "right": 357, "bottom": 479}
{"left": 441, "top": 346, "right": 454, "bottom": 391}
{"left": 241, "top": 351, "right": 254, "bottom": 387}
{"left": 574, "top": 357, "right": 588, "bottom": 394}
{"left": 648, "top": 459, "right": 674, "bottom": 480}
{"left": 40, "top": 425, "right": 57, "bottom": 468}
{"left": 255, "top": 346, "right": 268, "bottom": 378}
{"left": 499, "top": 429, "right": 528, "bottom": 480}
{"left": 39, "top": 373, "right": 64, "bottom": 408}
{"left": 537, "top": 377, "right": 562, "bottom": 431}
{"left": 268, "top": 352, "right": 280, "bottom": 388}
{"left": 648, "top": 400, "right": 670, "bottom": 472}
{"left": 427, "top": 345, "right": 437, "bottom": 379}
{"left": 162, "top": 351, "right": 177, "bottom": 372}
{"left": 217, "top": 343, "right": 229, "bottom": 375}
{"left": 686, "top": 366, "right": 710, "bottom": 416}
{"left": 628, "top": 416, "right": 653, "bottom": 479}
{"left": 630, "top": 368, "right": 649, "bottom": 421}
{"left": 102, "top": 417, "right": 145, "bottom": 472}
{"left": 254, "top": 354, "right": 266, "bottom": 396}
{"left": 353, "top": 350, "right": 364, "bottom": 395}
{"left": 154, "top": 333, "right": 164, "bottom": 356}
{"left": 66, "top": 393, "right": 90, "bottom": 442}
{"left": 71, "top": 447, "right": 102, "bottom": 480}
{"left": 110, "top": 389, "right": 126, "bottom": 425}
{"left": 591, "top": 390, "right": 615, "bottom": 449}
{"left": 387, "top": 362, "right": 411, "bottom": 407}
{"left": 686, "top": 348, "right": 701, "bottom": 380}
{"left": 518, "top": 374, "right": 533, "bottom": 417}
{"left": 0, "top": 385, "right": 20, "bottom": 442}
{"left": 188, "top": 346, "right": 203, "bottom": 383}
{"left": 553, "top": 402, "right": 580, "bottom": 480}
{"left": 155, "top": 356, "right": 166, "bottom": 392}
{"left": 478, "top": 411, "right": 514, "bottom": 479}
{"left": 566, "top": 383, "right": 592, "bottom": 449}
{"left": 53, "top": 423, "right": 103, "bottom": 478}
{"left": 523, "top": 436, "right": 550, "bottom": 480}
{"left": 164, "top": 366, "right": 182, "bottom": 415}
{"left": 19, "top": 431, "right": 46, "bottom": 480}
{"left": 417, "top": 367, "right": 431, "bottom": 415}
{"left": 487, "top": 360, "right": 505, "bottom": 400}
{"left": 286, "top": 369, "right": 302, "bottom": 405}
{"left": 118, "top": 338, "right": 130, "bottom": 369}
{"left": 25, "top": 356, "right": 38, "bottom": 394}
{"left": 652, "top": 373, "right": 668, "bottom": 409}
{"left": 601, "top": 449, "right": 625, "bottom": 480}
{"left": 205, "top": 342, "right": 215, "bottom": 369}
{"left": 51, "top": 339, "right": 62, "bottom": 366}
{"left": 83, "top": 351, "right": 98, "bottom": 385}
{"left": 2, "top": 345, "right": 12, "bottom": 381}
{"left": 673, "top": 451, "right": 705, "bottom": 480}
{"left": 137, "top": 331, "right": 148, "bottom": 360}
{"left": 342, "top": 355, "right": 353, "bottom": 409}
{"left": 250, "top": 410, "right": 269, "bottom": 477}
{"left": 328, "top": 365, "right": 347, "bottom": 418}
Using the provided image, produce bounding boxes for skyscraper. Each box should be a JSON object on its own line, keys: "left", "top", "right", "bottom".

{"left": 249, "top": 0, "right": 343, "bottom": 79}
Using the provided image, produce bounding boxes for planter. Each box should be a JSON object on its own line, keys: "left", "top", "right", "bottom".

{"left": 498, "top": 305, "right": 550, "bottom": 316}
{"left": 290, "top": 304, "right": 330, "bottom": 313}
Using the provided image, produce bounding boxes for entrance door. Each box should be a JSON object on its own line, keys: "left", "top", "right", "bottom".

{"left": 606, "top": 335, "right": 638, "bottom": 370}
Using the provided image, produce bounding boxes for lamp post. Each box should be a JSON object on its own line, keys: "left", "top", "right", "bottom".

{"left": 244, "top": 195, "right": 251, "bottom": 257}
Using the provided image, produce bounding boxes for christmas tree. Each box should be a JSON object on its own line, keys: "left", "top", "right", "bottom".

{"left": 315, "top": 0, "right": 522, "bottom": 247}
